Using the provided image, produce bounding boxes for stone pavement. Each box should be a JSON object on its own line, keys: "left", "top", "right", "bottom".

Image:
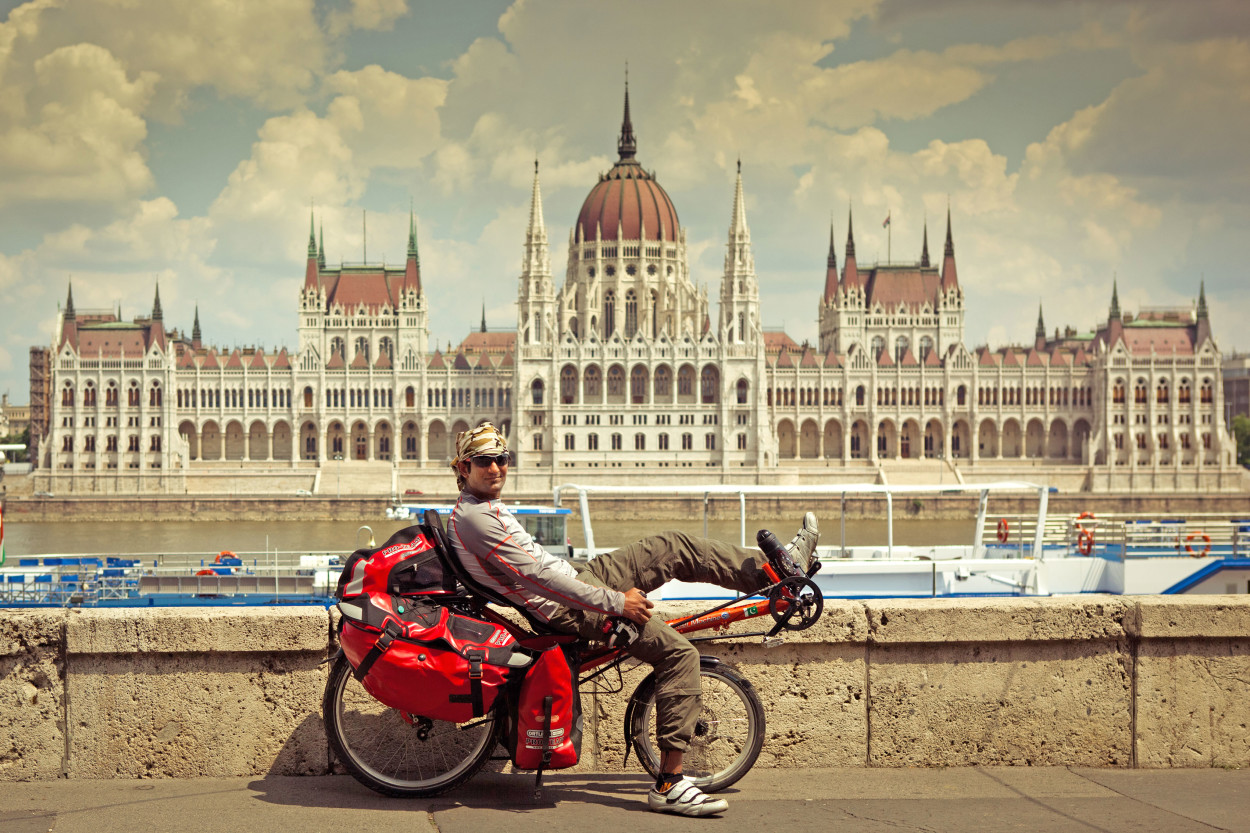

{"left": 3, "top": 768, "right": 1250, "bottom": 833}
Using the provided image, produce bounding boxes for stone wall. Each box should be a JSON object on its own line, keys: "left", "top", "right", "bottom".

{"left": 3, "top": 595, "right": 1249, "bottom": 780}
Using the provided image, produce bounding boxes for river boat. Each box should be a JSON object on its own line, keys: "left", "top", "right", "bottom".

{"left": 2, "top": 482, "right": 1247, "bottom": 607}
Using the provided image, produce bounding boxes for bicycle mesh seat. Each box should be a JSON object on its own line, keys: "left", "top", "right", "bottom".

{"left": 421, "top": 508, "right": 558, "bottom": 635}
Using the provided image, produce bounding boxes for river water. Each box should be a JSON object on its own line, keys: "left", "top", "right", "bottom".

{"left": 3, "top": 515, "right": 976, "bottom": 564}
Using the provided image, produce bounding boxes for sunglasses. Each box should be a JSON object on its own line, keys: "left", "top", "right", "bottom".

{"left": 469, "top": 452, "right": 511, "bottom": 468}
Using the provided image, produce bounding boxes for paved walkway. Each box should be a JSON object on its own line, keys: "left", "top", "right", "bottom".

{"left": 3, "top": 768, "right": 1249, "bottom": 833}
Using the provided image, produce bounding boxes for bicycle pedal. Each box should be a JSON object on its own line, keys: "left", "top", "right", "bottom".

{"left": 762, "top": 635, "right": 786, "bottom": 649}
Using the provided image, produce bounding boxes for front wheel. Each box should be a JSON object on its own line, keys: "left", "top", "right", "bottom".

{"left": 323, "top": 654, "right": 497, "bottom": 797}
{"left": 627, "top": 660, "right": 765, "bottom": 793}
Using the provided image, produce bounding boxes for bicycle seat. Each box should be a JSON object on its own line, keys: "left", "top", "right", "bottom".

{"left": 421, "top": 509, "right": 561, "bottom": 637}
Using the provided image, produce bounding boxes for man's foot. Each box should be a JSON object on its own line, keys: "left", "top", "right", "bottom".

{"left": 772, "top": 511, "right": 819, "bottom": 578}
{"left": 648, "top": 777, "right": 728, "bottom": 816}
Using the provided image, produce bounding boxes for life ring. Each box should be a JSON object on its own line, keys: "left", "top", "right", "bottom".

{"left": 196, "top": 569, "right": 215, "bottom": 576}
{"left": 215, "top": 551, "right": 236, "bottom": 564}
{"left": 1185, "top": 532, "right": 1211, "bottom": 557}
{"left": 1075, "top": 512, "right": 1096, "bottom": 555}
{"left": 1077, "top": 531, "right": 1094, "bottom": 556}
{"left": 997, "top": 518, "right": 1010, "bottom": 543}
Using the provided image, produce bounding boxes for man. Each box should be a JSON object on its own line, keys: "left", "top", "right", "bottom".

{"left": 448, "top": 423, "right": 818, "bottom": 817}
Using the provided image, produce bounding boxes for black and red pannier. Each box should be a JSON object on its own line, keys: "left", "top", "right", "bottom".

{"left": 335, "top": 525, "right": 532, "bottom": 723}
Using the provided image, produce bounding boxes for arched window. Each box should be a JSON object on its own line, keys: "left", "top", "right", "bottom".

{"left": 624, "top": 289, "right": 637, "bottom": 335}
{"left": 531, "top": 379, "right": 544, "bottom": 405}
{"left": 654, "top": 366, "right": 672, "bottom": 398}
{"left": 1113, "top": 379, "right": 1125, "bottom": 404}
{"left": 331, "top": 337, "right": 345, "bottom": 358}
{"left": 736, "top": 379, "right": 749, "bottom": 405}
{"left": 871, "top": 335, "right": 885, "bottom": 359}
{"left": 856, "top": 385, "right": 865, "bottom": 407}
{"left": 920, "top": 335, "right": 934, "bottom": 360}
{"left": 355, "top": 337, "right": 370, "bottom": 362}
{"left": 607, "top": 366, "right": 624, "bottom": 396}
{"left": 569, "top": 316, "right": 579, "bottom": 338}
{"left": 1134, "top": 378, "right": 1147, "bottom": 404}
{"left": 405, "top": 386, "right": 415, "bottom": 408}
{"left": 1156, "top": 379, "right": 1169, "bottom": 404}
{"left": 584, "top": 365, "right": 602, "bottom": 398}
{"left": 700, "top": 366, "right": 719, "bottom": 404}
{"left": 895, "top": 335, "right": 910, "bottom": 362}
{"left": 560, "top": 365, "right": 578, "bottom": 404}
{"left": 603, "top": 289, "right": 615, "bottom": 337}
{"left": 379, "top": 337, "right": 393, "bottom": 360}
{"left": 678, "top": 366, "right": 695, "bottom": 397}
{"left": 630, "top": 366, "right": 647, "bottom": 404}
{"left": 957, "top": 385, "right": 966, "bottom": 406}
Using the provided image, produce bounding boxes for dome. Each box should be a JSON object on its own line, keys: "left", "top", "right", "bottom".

{"left": 575, "top": 163, "right": 680, "bottom": 243}
{"left": 574, "top": 84, "right": 680, "bottom": 243}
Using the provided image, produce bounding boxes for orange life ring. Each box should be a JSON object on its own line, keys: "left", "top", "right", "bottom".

{"left": 196, "top": 569, "right": 215, "bottom": 576}
{"left": 1185, "top": 532, "right": 1211, "bottom": 557}
{"left": 997, "top": 518, "right": 1010, "bottom": 543}
{"left": 1074, "top": 512, "right": 1096, "bottom": 555}
{"left": 215, "top": 551, "right": 236, "bottom": 564}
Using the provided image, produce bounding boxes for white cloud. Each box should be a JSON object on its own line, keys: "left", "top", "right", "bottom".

{"left": 325, "top": 65, "right": 447, "bottom": 170}
{"left": 327, "top": 0, "right": 410, "bottom": 36}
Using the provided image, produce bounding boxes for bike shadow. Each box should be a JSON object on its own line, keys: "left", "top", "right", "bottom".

{"left": 247, "top": 770, "right": 712, "bottom": 814}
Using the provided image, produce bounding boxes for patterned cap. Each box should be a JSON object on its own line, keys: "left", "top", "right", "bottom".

{"left": 451, "top": 422, "right": 508, "bottom": 490}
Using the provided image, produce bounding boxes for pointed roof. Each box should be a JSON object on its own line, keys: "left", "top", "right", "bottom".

{"left": 349, "top": 349, "right": 369, "bottom": 369}
{"left": 427, "top": 349, "right": 446, "bottom": 369}
{"left": 1109, "top": 278, "right": 1121, "bottom": 321}
{"left": 476, "top": 352, "right": 496, "bottom": 370}
{"left": 325, "top": 350, "right": 345, "bottom": 370}
{"left": 1195, "top": 278, "right": 1212, "bottom": 347}
{"left": 191, "top": 305, "right": 201, "bottom": 344}
{"left": 823, "top": 219, "right": 838, "bottom": 302}
{"left": 899, "top": 347, "right": 919, "bottom": 367}
{"left": 924, "top": 346, "right": 942, "bottom": 367}
{"left": 402, "top": 211, "right": 422, "bottom": 294}
{"left": 799, "top": 346, "right": 819, "bottom": 367}
{"left": 528, "top": 159, "right": 546, "bottom": 241}
{"left": 618, "top": 72, "right": 637, "bottom": 161}
{"left": 1002, "top": 349, "right": 1021, "bottom": 367}
{"left": 775, "top": 348, "right": 793, "bottom": 368}
{"left": 1073, "top": 345, "right": 1089, "bottom": 365}
{"left": 225, "top": 348, "right": 244, "bottom": 369}
{"left": 374, "top": 350, "right": 392, "bottom": 369}
{"left": 920, "top": 221, "right": 930, "bottom": 268}
{"left": 202, "top": 348, "right": 220, "bottom": 369}
{"left": 876, "top": 347, "right": 895, "bottom": 367}
{"left": 453, "top": 351, "right": 472, "bottom": 370}
{"left": 248, "top": 349, "right": 267, "bottom": 370}
{"left": 940, "top": 207, "right": 958, "bottom": 290}
{"left": 499, "top": 349, "right": 514, "bottom": 368}
{"left": 978, "top": 348, "right": 998, "bottom": 367}
{"left": 1036, "top": 304, "right": 1045, "bottom": 340}
{"left": 318, "top": 223, "right": 326, "bottom": 268}
{"left": 178, "top": 350, "right": 196, "bottom": 369}
{"left": 65, "top": 282, "right": 76, "bottom": 320}
{"left": 1049, "top": 349, "right": 1070, "bottom": 367}
{"left": 1026, "top": 349, "right": 1047, "bottom": 367}
{"left": 842, "top": 207, "right": 861, "bottom": 289}
{"left": 152, "top": 282, "right": 163, "bottom": 322}
{"left": 304, "top": 210, "right": 321, "bottom": 291}
{"left": 480, "top": 301, "right": 487, "bottom": 333}
{"left": 823, "top": 349, "right": 843, "bottom": 368}
{"left": 729, "top": 159, "right": 749, "bottom": 242}
{"left": 272, "top": 348, "right": 291, "bottom": 370}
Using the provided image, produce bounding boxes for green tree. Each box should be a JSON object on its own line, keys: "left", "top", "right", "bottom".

{"left": 0, "top": 425, "right": 29, "bottom": 463}
{"left": 1234, "top": 414, "right": 1250, "bottom": 468}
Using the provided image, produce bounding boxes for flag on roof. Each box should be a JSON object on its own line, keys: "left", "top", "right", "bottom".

{"left": 882, "top": 213, "right": 891, "bottom": 228}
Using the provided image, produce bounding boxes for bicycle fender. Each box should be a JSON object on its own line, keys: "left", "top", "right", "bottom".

{"left": 621, "top": 655, "right": 724, "bottom": 769}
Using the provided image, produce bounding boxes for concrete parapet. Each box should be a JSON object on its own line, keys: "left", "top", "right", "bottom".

{"left": 4, "top": 596, "right": 1250, "bottom": 781}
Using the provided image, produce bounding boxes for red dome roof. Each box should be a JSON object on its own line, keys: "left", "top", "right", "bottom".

{"left": 575, "top": 162, "right": 680, "bottom": 243}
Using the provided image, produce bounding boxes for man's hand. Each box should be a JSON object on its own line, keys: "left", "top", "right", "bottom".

{"left": 622, "top": 588, "right": 654, "bottom": 626}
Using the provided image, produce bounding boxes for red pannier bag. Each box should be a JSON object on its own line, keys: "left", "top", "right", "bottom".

{"left": 335, "top": 525, "right": 531, "bottom": 723}
{"left": 508, "top": 645, "right": 583, "bottom": 770}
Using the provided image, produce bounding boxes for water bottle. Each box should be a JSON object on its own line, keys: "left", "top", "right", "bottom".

{"left": 757, "top": 529, "right": 798, "bottom": 578}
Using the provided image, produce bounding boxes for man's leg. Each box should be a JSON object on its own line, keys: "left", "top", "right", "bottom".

{"left": 587, "top": 530, "right": 771, "bottom": 596}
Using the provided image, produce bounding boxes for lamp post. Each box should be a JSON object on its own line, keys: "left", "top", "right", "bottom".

{"left": 334, "top": 453, "right": 343, "bottom": 498}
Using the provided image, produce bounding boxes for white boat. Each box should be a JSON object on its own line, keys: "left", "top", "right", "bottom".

{"left": 551, "top": 482, "right": 1250, "bottom": 600}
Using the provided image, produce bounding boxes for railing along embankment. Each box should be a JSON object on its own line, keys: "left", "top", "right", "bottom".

{"left": 2, "top": 596, "right": 1249, "bottom": 780}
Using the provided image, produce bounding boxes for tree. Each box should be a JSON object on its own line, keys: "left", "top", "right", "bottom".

{"left": 1235, "top": 415, "right": 1250, "bottom": 468}
{"left": 0, "top": 426, "right": 29, "bottom": 463}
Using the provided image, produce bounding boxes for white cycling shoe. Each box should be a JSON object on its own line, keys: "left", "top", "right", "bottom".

{"left": 647, "top": 777, "right": 729, "bottom": 816}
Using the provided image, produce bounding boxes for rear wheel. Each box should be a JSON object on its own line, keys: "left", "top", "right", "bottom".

{"left": 628, "top": 661, "right": 764, "bottom": 793}
{"left": 323, "top": 655, "right": 497, "bottom": 797}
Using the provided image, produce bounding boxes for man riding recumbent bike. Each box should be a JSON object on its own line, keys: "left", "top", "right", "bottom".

{"left": 324, "top": 423, "right": 824, "bottom": 817}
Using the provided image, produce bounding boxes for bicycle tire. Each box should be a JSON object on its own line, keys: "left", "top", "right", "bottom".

{"left": 628, "top": 660, "right": 765, "bottom": 793}
{"left": 323, "top": 654, "right": 498, "bottom": 798}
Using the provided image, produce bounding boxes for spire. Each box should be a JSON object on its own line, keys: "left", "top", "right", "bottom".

{"left": 527, "top": 159, "right": 547, "bottom": 242}
{"left": 192, "top": 305, "right": 201, "bottom": 346}
{"left": 318, "top": 222, "right": 325, "bottom": 268}
{"left": 152, "top": 281, "right": 163, "bottom": 322}
{"left": 1195, "top": 278, "right": 1212, "bottom": 347}
{"left": 1035, "top": 303, "right": 1046, "bottom": 350}
{"left": 1197, "top": 278, "right": 1208, "bottom": 320}
{"left": 920, "top": 220, "right": 930, "bottom": 268}
{"left": 480, "top": 300, "right": 487, "bottom": 333}
{"left": 940, "top": 206, "right": 959, "bottom": 290}
{"left": 842, "top": 206, "right": 861, "bottom": 290}
{"left": 1109, "top": 278, "right": 1121, "bottom": 321}
{"left": 729, "top": 158, "right": 748, "bottom": 240}
{"left": 402, "top": 208, "right": 421, "bottom": 293}
{"left": 617, "top": 69, "right": 637, "bottom": 162}
{"left": 822, "top": 217, "right": 839, "bottom": 302}
{"left": 307, "top": 207, "right": 317, "bottom": 258}
{"left": 65, "top": 281, "right": 76, "bottom": 321}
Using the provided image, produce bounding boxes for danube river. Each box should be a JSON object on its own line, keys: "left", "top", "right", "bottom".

{"left": 4, "top": 516, "right": 976, "bottom": 563}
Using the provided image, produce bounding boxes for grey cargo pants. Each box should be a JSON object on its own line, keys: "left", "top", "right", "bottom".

{"left": 547, "top": 530, "right": 770, "bottom": 753}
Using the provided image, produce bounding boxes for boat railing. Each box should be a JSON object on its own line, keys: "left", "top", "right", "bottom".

{"left": 978, "top": 513, "right": 1250, "bottom": 560}
{"left": 554, "top": 481, "right": 1051, "bottom": 561}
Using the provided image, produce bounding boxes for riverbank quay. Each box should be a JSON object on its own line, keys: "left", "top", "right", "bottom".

{"left": 4, "top": 595, "right": 1250, "bottom": 783}
{"left": 5, "top": 767, "right": 1250, "bottom": 833}
{"left": 4, "top": 491, "right": 1250, "bottom": 523}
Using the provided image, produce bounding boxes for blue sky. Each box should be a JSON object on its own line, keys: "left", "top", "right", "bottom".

{"left": 0, "top": 0, "right": 1247, "bottom": 401}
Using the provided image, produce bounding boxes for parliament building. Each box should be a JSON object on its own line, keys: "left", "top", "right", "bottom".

{"left": 34, "top": 90, "right": 1239, "bottom": 495}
